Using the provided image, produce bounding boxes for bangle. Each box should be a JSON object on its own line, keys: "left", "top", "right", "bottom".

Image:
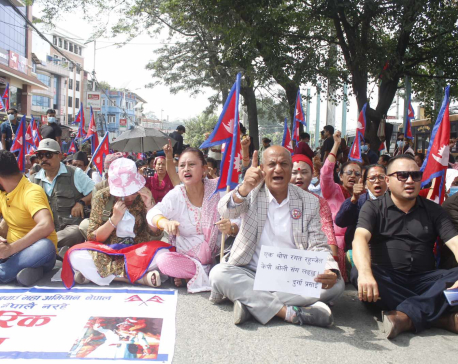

{"left": 155, "top": 216, "right": 167, "bottom": 230}
{"left": 108, "top": 218, "right": 117, "bottom": 229}
{"left": 329, "top": 152, "right": 336, "bottom": 159}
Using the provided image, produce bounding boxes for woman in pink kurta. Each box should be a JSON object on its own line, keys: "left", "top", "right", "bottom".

{"left": 290, "top": 154, "right": 337, "bottom": 252}
{"left": 320, "top": 131, "right": 362, "bottom": 281}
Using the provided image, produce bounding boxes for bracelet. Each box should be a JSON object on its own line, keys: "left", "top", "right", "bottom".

{"left": 242, "top": 157, "right": 250, "bottom": 161}
{"left": 329, "top": 152, "right": 336, "bottom": 159}
{"left": 108, "top": 218, "right": 117, "bottom": 229}
{"left": 155, "top": 216, "right": 167, "bottom": 230}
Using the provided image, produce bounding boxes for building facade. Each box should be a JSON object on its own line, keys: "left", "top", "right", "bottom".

{"left": 0, "top": 0, "right": 47, "bottom": 119}
{"left": 31, "top": 25, "right": 85, "bottom": 125}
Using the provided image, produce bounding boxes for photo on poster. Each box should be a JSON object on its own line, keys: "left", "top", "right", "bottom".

{"left": 68, "top": 316, "right": 163, "bottom": 359}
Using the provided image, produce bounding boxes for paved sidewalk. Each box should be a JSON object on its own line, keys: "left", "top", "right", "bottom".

{"left": 4, "top": 262, "right": 458, "bottom": 364}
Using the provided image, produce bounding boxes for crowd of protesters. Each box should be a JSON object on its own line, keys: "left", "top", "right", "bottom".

{"left": 1, "top": 108, "right": 458, "bottom": 340}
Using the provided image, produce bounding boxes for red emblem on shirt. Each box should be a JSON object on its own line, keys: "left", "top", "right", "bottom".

{"left": 291, "top": 209, "right": 302, "bottom": 219}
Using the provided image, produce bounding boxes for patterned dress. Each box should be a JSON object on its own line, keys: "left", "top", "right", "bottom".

{"left": 86, "top": 187, "right": 162, "bottom": 278}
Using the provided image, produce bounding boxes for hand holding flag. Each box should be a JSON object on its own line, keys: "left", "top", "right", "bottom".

{"left": 282, "top": 118, "right": 294, "bottom": 154}
{"left": 293, "top": 89, "right": 306, "bottom": 142}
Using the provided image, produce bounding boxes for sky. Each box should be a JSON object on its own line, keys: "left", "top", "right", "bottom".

{"left": 33, "top": 3, "right": 423, "bottom": 142}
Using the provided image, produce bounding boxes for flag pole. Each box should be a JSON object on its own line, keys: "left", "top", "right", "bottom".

{"left": 220, "top": 185, "right": 231, "bottom": 261}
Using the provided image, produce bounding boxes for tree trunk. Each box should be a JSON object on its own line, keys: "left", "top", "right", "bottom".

{"left": 240, "top": 80, "right": 259, "bottom": 150}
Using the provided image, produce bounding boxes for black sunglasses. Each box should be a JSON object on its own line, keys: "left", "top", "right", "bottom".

{"left": 388, "top": 171, "right": 423, "bottom": 182}
{"left": 36, "top": 151, "right": 59, "bottom": 160}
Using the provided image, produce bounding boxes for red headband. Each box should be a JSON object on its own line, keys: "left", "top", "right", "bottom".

{"left": 292, "top": 154, "right": 313, "bottom": 171}
{"left": 154, "top": 156, "right": 165, "bottom": 165}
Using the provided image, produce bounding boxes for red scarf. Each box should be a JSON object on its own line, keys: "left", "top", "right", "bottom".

{"left": 146, "top": 173, "right": 174, "bottom": 203}
{"left": 339, "top": 185, "right": 352, "bottom": 199}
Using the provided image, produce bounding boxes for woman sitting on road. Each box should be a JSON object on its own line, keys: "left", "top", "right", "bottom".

{"left": 320, "top": 131, "right": 362, "bottom": 281}
{"left": 145, "top": 140, "right": 181, "bottom": 203}
{"left": 290, "top": 154, "right": 338, "bottom": 253}
{"left": 146, "top": 147, "right": 240, "bottom": 293}
{"left": 62, "top": 158, "right": 173, "bottom": 288}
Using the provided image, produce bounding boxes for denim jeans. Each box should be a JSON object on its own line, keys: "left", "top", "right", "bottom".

{"left": 0, "top": 239, "right": 57, "bottom": 283}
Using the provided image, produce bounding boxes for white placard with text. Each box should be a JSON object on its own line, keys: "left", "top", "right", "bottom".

{"left": 253, "top": 246, "right": 328, "bottom": 298}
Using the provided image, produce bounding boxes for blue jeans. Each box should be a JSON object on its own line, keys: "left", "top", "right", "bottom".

{"left": 0, "top": 239, "right": 56, "bottom": 283}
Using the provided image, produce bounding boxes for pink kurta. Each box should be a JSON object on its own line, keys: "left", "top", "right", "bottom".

{"left": 320, "top": 159, "right": 348, "bottom": 280}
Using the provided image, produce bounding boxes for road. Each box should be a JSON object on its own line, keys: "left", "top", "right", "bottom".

{"left": 5, "top": 261, "right": 458, "bottom": 364}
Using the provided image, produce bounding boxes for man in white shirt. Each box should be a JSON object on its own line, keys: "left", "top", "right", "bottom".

{"left": 210, "top": 146, "right": 344, "bottom": 327}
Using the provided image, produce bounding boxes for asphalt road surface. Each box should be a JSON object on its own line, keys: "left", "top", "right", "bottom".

{"left": 4, "top": 261, "right": 458, "bottom": 364}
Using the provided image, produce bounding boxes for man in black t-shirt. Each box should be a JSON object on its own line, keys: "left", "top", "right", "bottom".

{"left": 320, "top": 125, "right": 334, "bottom": 162}
{"left": 40, "top": 109, "right": 62, "bottom": 146}
{"left": 352, "top": 154, "right": 458, "bottom": 339}
{"left": 169, "top": 125, "right": 185, "bottom": 155}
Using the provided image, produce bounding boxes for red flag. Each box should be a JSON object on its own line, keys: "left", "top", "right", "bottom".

{"left": 75, "top": 102, "right": 86, "bottom": 138}
{"left": 282, "top": 118, "right": 294, "bottom": 154}
{"left": 11, "top": 115, "right": 26, "bottom": 172}
{"left": 85, "top": 106, "right": 99, "bottom": 154}
{"left": 92, "top": 132, "right": 110, "bottom": 176}
{"left": 200, "top": 73, "right": 242, "bottom": 192}
{"left": 293, "top": 89, "right": 306, "bottom": 142}
{"left": 25, "top": 119, "right": 34, "bottom": 152}
{"left": 68, "top": 139, "right": 78, "bottom": 154}
{"left": 356, "top": 103, "right": 367, "bottom": 137}
{"left": 348, "top": 132, "right": 363, "bottom": 163}
{"left": 0, "top": 95, "right": 4, "bottom": 111}
{"left": 2, "top": 83, "right": 9, "bottom": 111}
{"left": 420, "top": 85, "right": 451, "bottom": 204}
{"left": 378, "top": 61, "right": 390, "bottom": 79}
{"left": 405, "top": 98, "right": 414, "bottom": 140}
{"left": 379, "top": 140, "right": 387, "bottom": 152}
{"left": 32, "top": 118, "right": 41, "bottom": 148}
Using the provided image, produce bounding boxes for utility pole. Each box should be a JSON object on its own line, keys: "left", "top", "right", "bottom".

{"left": 341, "top": 83, "right": 347, "bottom": 137}
{"left": 315, "top": 84, "right": 321, "bottom": 148}
{"left": 306, "top": 89, "right": 311, "bottom": 134}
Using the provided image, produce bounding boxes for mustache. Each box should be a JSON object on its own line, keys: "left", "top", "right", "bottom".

{"left": 40, "top": 161, "right": 50, "bottom": 166}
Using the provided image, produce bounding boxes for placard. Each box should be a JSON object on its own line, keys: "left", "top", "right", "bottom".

{"left": 0, "top": 287, "right": 177, "bottom": 362}
{"left": 253, "top": 246, "right": 328, "bottom": 298}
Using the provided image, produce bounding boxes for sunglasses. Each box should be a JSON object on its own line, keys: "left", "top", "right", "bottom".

{"left": 37, "top": 151, "right": 59, "bottom": 160}
{"left": 342, "top": 170, "right": 361, "bottom": 177}
{"left": 388, "top": 171, "right": 423, "bottom": 182}
{"left": 367, "top": 174, "right": 386, "bottom": 183}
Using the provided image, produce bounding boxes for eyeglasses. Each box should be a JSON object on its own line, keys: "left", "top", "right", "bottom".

{"left": 36, "top": 151, "right": 59, "bottom": 160}
{"left": 388, "top": 171, "right": 423, "bottom": 182}
{"left": 367, "top": 174, "right": 386, "bottom": 183}
{"left": 342, "top": 170, "right": 361, "bottom": 177}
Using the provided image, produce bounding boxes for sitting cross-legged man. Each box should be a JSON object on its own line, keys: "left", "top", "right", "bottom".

{"left": 0, "top": 150, "right": 57, "bottom": 286}
{"left": 30, "top": 139, "right": 95, "bottom": 249}
{"left": 352, "top": 154, "right": 458, "bottom": 339}
{"left": 210, "top": 146, "right": 344, "bottom": 327}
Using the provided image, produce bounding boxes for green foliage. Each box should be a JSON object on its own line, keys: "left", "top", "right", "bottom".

{"left": 183, "top": 113, "right": 218, "bottom": 148}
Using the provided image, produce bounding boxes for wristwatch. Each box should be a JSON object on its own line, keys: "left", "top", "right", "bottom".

{"left": 77, "top": 200, "right": 86, "bottom": 206}
{"left": 234, "top": 185, "right": 248, "bottom": 201}
{"left": 230, "top": 225, "right": 237, "bottom": 237}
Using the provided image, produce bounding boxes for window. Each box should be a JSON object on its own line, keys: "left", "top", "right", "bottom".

{"left": 69, "top": 43, "right": 74, "bottom": 52}
{"left": 74, "top": 46, "right": 79, "bottom": 54}
{"left": 37, "top": 74, "right": 51, "bottom": 87}
{"left": 79, "top": 47, "right": 82, "bottom": 56}
{"left": 75, "top": 98, "right": 80, "bottom": 109}
{"left": 53, "top": 36, "right": 57, "bottom": 45}
{"left": 76, "top": 80, "right": 80, "bottom": 91}
{"left": 108, "top": 115, "right": 116, "bottom": 124}
{"left": 102, "top": 98, "right": 107, "bottom": 106}
{"left": 53, "top": 55, "right": 59, "bottom": 65}
{"left": 64, "top": 40, "right": 68, "bottom": 50}
{"left": 58, "top": 38, "right": 62, "bottom": 47}
{"left": 69, "top": 62, "right": 74, "bottom": 71}
{"left": 0, "top": 3, "right": 27, "bottom": 56}
{"left": 69, "top": 79, "right": 73, "bottom": 90}
{"left": 32, "top": 95, "right": 51, "bottom": 108}
{"left": 68, "top": 96, "right": 72, "bottom": 108}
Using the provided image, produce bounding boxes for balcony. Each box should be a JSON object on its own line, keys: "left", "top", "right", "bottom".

{"left": 37, "top": 62, "right": 70, "bottom": 78}
{"left": 102, "top": 106, "right": 120, "bottom": 114}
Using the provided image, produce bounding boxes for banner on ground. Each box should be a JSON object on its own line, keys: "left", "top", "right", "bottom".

{"left": 0, "top": 287, "right": 177, "bottom": 362}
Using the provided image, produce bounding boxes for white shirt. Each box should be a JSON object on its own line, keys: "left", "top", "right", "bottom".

{"left": 247, "top": 189, "right": 295, "bottom": 271}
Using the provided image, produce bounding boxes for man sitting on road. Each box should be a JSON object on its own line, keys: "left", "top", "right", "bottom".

{"left": 0, "top": 150, "right": 57, "bottom": 286}
{"left": 31, "top": 139, "right": 95, "bottom": 249}
{"left": 210, "top": 146, "right": 344, "bottom": 327}
{"left": 352, "top": 154, "right": 458, "bottom": 339}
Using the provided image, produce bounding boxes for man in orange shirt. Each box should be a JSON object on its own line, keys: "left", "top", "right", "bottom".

{"left": 0, "top": 150, "right": 57, "bottom": 286}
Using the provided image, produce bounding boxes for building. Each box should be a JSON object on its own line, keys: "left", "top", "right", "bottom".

{"left": 99, "top": 89, "right": 140, "bottom": 142}
{"left": 31, "top": 24, "right": 86, "bottom": 125}
{"left": 0, "top": 1, "right": 47, "bottom": 119}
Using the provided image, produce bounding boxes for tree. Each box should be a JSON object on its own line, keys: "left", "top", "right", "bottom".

{"left": 183, "top": 113, "right": 218, "bottom": 148}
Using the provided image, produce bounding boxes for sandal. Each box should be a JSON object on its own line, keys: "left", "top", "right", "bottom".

{"left": 74, "top": 271, "right": 90, "bottom": 284}
{"left": 142, "top": 271, "right": 161, "bottom": 288}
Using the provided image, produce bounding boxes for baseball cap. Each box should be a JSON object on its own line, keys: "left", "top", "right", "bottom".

{"left": 37, "top": 138, "right": 61, "bottom": 153}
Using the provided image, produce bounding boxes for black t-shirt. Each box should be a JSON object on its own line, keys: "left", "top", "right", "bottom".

{"left": 357, "top": 192, "right": 458, "bottom": 272}
{"left": 169, "top": 131, "right": 184, "bottom": 155}
{"left": 320, "top": 137, "right": 334, "bottom": 161}
{"left": 41, "top": 123, "right": 62, "bottom": 141}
